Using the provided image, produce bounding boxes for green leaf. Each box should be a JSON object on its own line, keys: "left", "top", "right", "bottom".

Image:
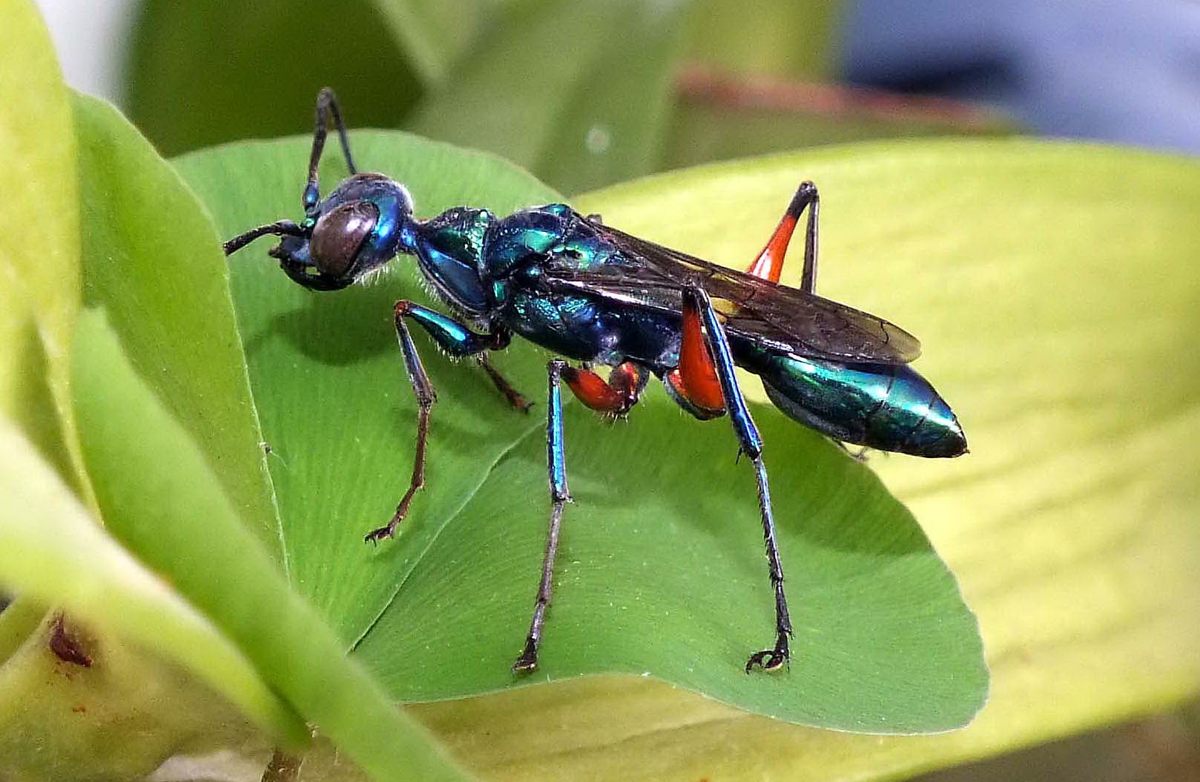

{"left": 0, "top": 415, "right": 306, "bottom": 777}
{"left": 407, "top": 0, "right": 687, "bottom": 194}
{"left": 72, "top": 92, "right": 283, "bottom": 558}
{"left": 0, "top": 0, "right": 84, "bottom": 488}
{"left": 175, "top": 129, "right": 985, "bottom": 734}
{"left": 402, "top": 140, "right": 1200, "bottom": 779}
{"left": 71, "top": 308, "right": 470, "bottom": 782}
{"left": 124, "top": 0, "right": 425, "bottom": 156}
{"left": 0, "top": 9, "right": 301, "bottom": 774}
{"left": 357, "top": 394, "right": 985, "bottom": 733}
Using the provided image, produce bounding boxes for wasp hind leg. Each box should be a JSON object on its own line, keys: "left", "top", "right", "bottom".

{"left": 745, "top": 180, "right": 820, "bottom": 294}
{"left": 834, "top": 441, "right": 873, "bottom": 463}
{"left": 663, "top": 284, "right": 728, "bottom": 420}
{"left": 681, "top": 287, "right": 794, "bottom": 672}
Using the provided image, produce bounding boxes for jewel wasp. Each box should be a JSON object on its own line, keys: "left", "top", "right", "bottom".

{"left": 225, "top": 89, "right": 967, "bottom": 674}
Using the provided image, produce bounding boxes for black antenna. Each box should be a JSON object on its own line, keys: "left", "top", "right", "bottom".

{"left": 223, "top": 220, "right": 305, "bottom": 256}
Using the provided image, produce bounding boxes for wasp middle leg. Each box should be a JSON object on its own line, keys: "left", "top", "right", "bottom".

{"left": 561, "top": 360, "right": 649, "bottom": 417}
{"left": 512, "top": 358, "right": 650, "bottom": 673}
{"left": 513, "top": 359, "right": 572, "bottom": 672}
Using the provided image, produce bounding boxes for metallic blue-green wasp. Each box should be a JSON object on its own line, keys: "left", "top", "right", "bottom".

{"left": 225, "top": 89, "right": 967, "bottom": 674}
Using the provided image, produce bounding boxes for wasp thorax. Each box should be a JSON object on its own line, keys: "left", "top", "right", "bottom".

{"left": 310, "top": 200, "right": 380, "bottom": 278}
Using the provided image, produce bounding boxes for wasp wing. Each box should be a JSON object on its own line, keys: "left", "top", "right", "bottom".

{"left": 539, "top": 218, "right": 921, "bottom": 365}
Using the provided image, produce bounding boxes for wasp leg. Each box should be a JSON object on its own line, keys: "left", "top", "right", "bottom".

{"left": 663, "top": 371, "right": 724, "bottom": 419}
{"left": 745, "top": 180, "right": 820, "bottom": 293}
{"left": 389, "top": 303, "right": 529, "bottom": 410}
{"left": 303, "top": 87, "right": 359, "bottom": 211}
{"left": 365, "top": 301, "right": 436, "bottom": 543}
{"left": 478, "top": 353, "right": 533, "bottom": 413}
{"left": 663, "top": 290, "right": 728, "bottom": 420}
{"left": 684, "top": 287, "right": 794, "bottom": 672}
{"left": 514, "top": 359, "right": 573, "bottom": 673}
{"left": 365, "top": 301, "right": 518, "bottom": 542}
{"left": 472, "top": 325, "right": 531, "bottom": 413}
{"left": 561, "top": 361, "right": 648, "bottom": 416}
{"left": 834, "top": 440, "right": 873, "bottom": 463}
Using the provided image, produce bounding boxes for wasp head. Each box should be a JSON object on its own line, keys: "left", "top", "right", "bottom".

{"left": 226, "top": 173, "right": 415, "bottom": 292}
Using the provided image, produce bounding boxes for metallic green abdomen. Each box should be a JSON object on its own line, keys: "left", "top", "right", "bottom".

{"left": 741, "top": 348, "right": 966, "bottom": 457}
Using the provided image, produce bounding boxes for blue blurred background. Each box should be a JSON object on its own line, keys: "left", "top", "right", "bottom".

{"left": 843, "top": 0, "right": 1200, "bottom": 155}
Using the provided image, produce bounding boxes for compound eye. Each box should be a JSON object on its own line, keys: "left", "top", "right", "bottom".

{"left": 310, "top": 200, "right": 379, "bottom": 278}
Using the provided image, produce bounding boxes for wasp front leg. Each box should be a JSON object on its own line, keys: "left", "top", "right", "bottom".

{"left": 477, "top": 334, "right": 533, "bottom": 413}
{"left": 365, "top": 301, "right": 526, "bottom": 543}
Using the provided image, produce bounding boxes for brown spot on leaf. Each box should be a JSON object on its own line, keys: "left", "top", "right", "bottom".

{"left": 49, "top": 614, "right": 93, "bottom": 667}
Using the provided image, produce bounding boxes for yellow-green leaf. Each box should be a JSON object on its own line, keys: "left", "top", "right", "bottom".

{"left": 71, "top": 309, "right": 470, "bottom": 782}
{"left": 0, "top": 415, "right": 306, "bottom": 778}
{"left": 0, "top": 0, "right": 84, "bottom": 489}
{"left": 401, "top": 139, "right": 1200, "bottom": 780}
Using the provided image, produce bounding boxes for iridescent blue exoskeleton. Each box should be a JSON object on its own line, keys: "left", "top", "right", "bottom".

{"left": 225, "top": 89, "right": 967, "bottom": 674}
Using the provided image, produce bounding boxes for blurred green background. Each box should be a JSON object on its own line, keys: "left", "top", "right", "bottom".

{"left": 120, "top": 0, "right": 1009, "bottom": 196}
